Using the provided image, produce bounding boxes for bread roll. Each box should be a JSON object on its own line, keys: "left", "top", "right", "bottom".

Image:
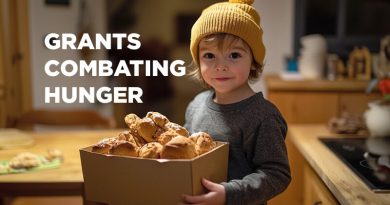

{"left": 138, "top": 142, "right": 163, "bottom": 159}
{"left": 118, "top": 131, "right": 146, "bottom": 148}
{"left": 109, "top": 140, "right": 139, "bottom": 157}
{"left": 9, "top": 152, "right": 40, "bottom": 169}
{"left": 154, "top": 127, "right": 166, "bottom": 139}
{"left": 46, "top": 148, "right": 64, "bottom": 162}
{"left": 164, "top": 122, "right": 189, "bottom": 137}
{"left": 137, "top": 118, "right": 158, "bottom": 142}
{"left": 124, "top": 113, "right": 141, "bottom": 131}
{"left": 92, "top": 137, "right": 117, "bottom": 154}
{"left": 161, "top": 136, "right": 197, "bottom": 159}
{"left": 157, "top": 130, "right": 179, "bottom": 145}
{"left": 189, "top": 132, "right": 216, "bottom": 155}
{"left": 146, "top": 111, "right": 169, "bottom": 127}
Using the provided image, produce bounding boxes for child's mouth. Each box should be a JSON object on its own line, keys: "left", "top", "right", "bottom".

{"left": 214, "top": 77, "right": 231, "bottom": 81}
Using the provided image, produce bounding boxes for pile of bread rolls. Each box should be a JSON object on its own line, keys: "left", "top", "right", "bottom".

{"left": 92, "top": 112, "right": 216, "bottom": 159}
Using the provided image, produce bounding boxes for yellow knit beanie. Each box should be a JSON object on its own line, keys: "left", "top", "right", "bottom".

{"left": 190, "top": 0, "right": 265, "bottom": 66}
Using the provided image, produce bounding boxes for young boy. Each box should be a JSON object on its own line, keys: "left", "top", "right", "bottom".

{"left": 181, "top": 0, "right": 291, "bottom": 204}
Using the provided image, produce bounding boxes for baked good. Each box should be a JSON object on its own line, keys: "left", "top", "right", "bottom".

{"left": 157, "top": 130, "right": 179, "bottom": 145}
{"left": 138, "top": 142, "right": 163, "bottom": 159}
{"left": 137, "top": 118, "right": 158, "bottom": 142}
{"left": 92, "top": 142, "right": 111, "bottom": 154}
{"left": 164, "top": 122, "right": 189, "bottom": 137}
{"left": 8, "top": 152, "right": 40, "bottom": 169}
{"left": 146, "top": 111, "right": 169, "bottom": 127}
{"left": 189, "top": 132, "right": 216, "bottom": 155}
{"left": 109, "top": 140, "right": 139, "bottom": 157}
{"left": 92, "top": 137, "right": 117, "bottom": 154}
{"left": 154, "top": 127, "right": 166, "bottom": 139}
{"left": 46, "top": 148, "right": 64, "bottom": 162}
{"left": 161, "top": 136, "right": 197, "bottom": 159}
{"left": 93, "top": 112, "right": 216, "bottom": 159}
{"left": 118, "top": 131, "right": 146, "bottom": 148}
{"left": 124, "top": 113, "right": 141, "bottom": 130}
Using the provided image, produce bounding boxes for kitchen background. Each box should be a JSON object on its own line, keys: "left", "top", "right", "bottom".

{"left": 0, "top": 0, "right": 294, "bottom": 128}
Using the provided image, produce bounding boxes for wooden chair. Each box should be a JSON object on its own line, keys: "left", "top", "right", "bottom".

{"left": 8, "top": 109, "right": 116, "bottom": 130}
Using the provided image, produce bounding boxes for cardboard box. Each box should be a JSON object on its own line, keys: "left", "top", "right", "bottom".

{"left": 80, "top": 142, "right": 228, "bottom": 205}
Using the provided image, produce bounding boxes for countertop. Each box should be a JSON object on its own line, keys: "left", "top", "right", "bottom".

{"left": 265, "top": 75, "right": 373, "bottom": 92}
{"left": 289, "top": 124, "right": 390, "bottom": 205}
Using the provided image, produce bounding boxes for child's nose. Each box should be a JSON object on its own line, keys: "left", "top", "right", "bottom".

{"left": 216, "top": 65, "right": 227, "bottom": 71}
{"left": 215, "top": 61, "right": 228, "bottom": 71}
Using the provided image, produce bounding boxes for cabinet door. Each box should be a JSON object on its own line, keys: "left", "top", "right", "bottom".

{"left": 268, "top": 92, "right": 338, "bottom": 124}
{"left": 0, "top": 0, "right": 32, "bottom": 127}
{"left": 269, "top": 136, "right": 304, "bottom": 205}
{"left": 304, "top": 163, "right": 339, "bottom": 205}
{"left": 268, "top": 92, "right": 338, "bottom": 205}
{"left": 339, "top": 93, "right": 381, "bottom": 116}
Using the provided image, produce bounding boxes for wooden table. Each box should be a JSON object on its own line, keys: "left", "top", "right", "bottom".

{"left": 0, "top": 129, "right": 122, "bottom": 204}
{"left": 289, "top": 125, "right": 390, "bottom": 205}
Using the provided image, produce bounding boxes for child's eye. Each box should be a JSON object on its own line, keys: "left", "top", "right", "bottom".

{"left": 203, "top": 53, "right": 215, "bottom": 59}
{"left": 230, "top": 52, "right": 242, "bottom": 59}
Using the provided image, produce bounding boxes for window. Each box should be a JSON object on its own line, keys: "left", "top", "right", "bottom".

{"left": 294, "top": 0, "right": 390, "bottom": 59}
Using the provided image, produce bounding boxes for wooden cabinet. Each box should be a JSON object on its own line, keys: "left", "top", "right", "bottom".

{"left": 268, "top": 92, "right": 339, "bottom": 123}
{"left": 266, "top": 76, "right": 380, "bottom": 205}
{"left": 0, "top": 0, "right": 32, "bottom": 127}
{"left": 303, "top": 162, "right": 339, "bottom": 205}
{"left": 265, "top": 76, "right": 381, "bottom": 124}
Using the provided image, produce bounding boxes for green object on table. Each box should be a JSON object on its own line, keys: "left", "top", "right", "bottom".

{"left": 0, "top": 156, "right": 61, "bottom": 175}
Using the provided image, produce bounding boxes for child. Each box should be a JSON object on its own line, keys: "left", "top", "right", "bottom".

{"left": 181, "top": 0, "right": 291, "bottom": 204}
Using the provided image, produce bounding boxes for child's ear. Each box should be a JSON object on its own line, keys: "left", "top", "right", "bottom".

{"left": 250, "top": 65, "right": 256, "bottom": 70}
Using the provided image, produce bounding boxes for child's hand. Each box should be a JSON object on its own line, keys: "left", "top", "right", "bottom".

{"left": 180, "top": 178, "right": 225, "bottom": 205}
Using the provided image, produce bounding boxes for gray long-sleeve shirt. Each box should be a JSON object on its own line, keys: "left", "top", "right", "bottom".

{"left": 184, "top": 90, "right": 291, "bottom": 205}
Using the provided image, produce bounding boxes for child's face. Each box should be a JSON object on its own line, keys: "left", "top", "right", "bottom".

{"left": 199, "top": 37, "right": 253, "bottom": 95}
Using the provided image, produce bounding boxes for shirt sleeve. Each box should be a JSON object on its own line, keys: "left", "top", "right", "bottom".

{"left": 221, "top": 114, "right": 291, "bottom": 205}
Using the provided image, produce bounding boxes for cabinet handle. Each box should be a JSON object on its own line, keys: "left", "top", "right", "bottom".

{"left": 313, "top": 201, "right": 322, "bottom": 205}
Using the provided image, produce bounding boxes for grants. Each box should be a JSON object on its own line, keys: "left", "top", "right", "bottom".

{"left": 44, "top": 33, "right": 141, "bottom": 50}
{"left": 45, "top": 87, "right": 143, "bottom": 104}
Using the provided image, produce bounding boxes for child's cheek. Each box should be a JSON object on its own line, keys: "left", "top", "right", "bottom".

{"left": 200, "top": 64, "right": 210, "bottom": 75}
{"left": 200, "top": 68, "right": 209, "bottom": 81}
{"left": 200, "top": 68, "right": 212, "bottom": 85}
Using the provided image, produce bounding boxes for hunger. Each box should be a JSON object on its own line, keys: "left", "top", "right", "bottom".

{"left": 45, "top": 86, "right": 143, "bottom": 104}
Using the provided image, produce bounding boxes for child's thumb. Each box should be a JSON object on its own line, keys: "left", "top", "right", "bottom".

{"left": 202, "top": 178, "right": 218, "bottom": 191}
